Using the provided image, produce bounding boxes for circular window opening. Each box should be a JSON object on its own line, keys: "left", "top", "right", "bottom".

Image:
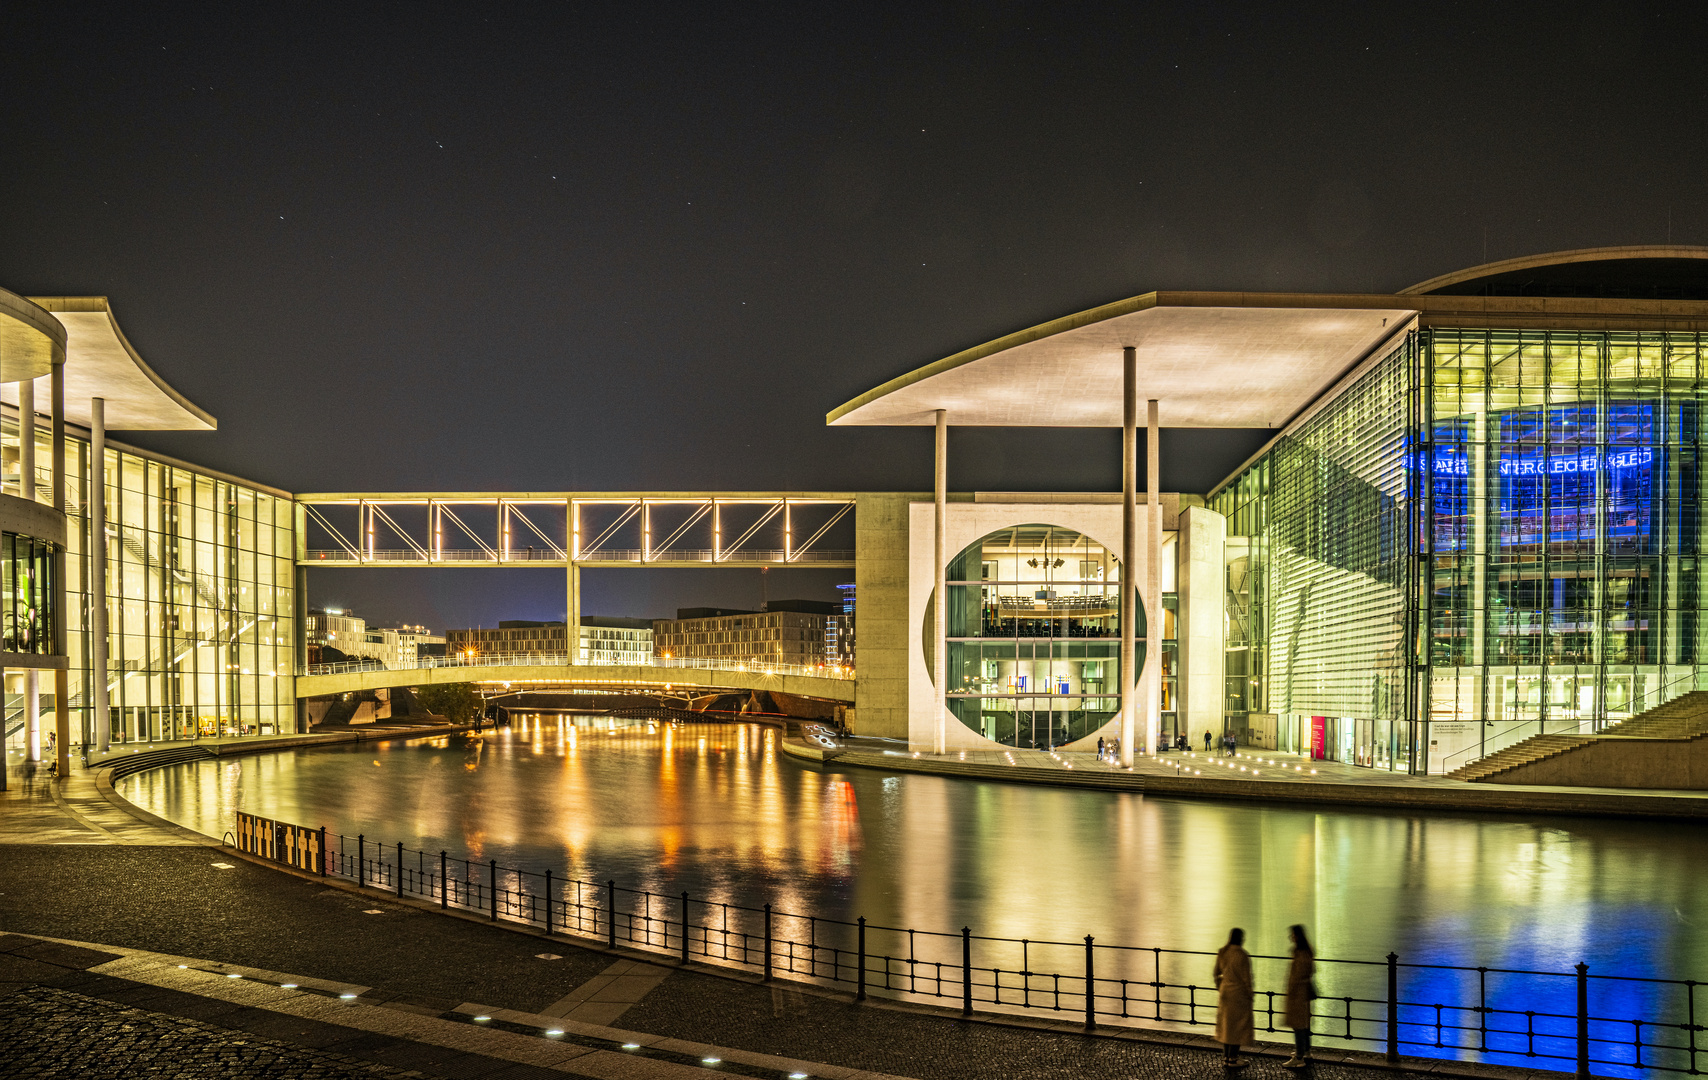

{"left": 925, "top": 524, "right": 1146, "bottom": 750}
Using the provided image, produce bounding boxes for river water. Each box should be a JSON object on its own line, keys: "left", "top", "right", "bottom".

{"left": 122, "top": 714, "right": 1708, "bottom": 1056}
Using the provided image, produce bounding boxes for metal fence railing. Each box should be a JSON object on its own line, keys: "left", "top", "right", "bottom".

{"left": 239, "top": 815, "right": 1701, "bottom": 1079}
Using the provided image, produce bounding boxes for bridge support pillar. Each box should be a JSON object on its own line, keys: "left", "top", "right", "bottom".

{"left": 566, "top": 562, "right": 581, "bottom": 664}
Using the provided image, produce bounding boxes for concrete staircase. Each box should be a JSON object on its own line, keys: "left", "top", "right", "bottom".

{"left": 1597, "top": 690, "right": 1708, "bottom": 739}
{"left": 1446, "top": 691, "right": 1708, "bottom": 783}
{"left": 1446, "top": 734, "right": 1591, "bottom": 782}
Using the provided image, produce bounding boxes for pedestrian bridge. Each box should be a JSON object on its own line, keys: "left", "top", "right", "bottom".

{"left": 295, "top": 654, "right": 856, "bottom": 703}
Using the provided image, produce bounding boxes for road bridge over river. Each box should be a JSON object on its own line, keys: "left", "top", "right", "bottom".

{"left": 295, "top": 655, "right": 856, "bottom": 705}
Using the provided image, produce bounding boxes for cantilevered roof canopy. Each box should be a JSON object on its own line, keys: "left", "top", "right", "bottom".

{"left": 829, "top": 293, "right": 1416, "bottom": 429}
{"left": 0, "top": 288, "right": 64, "bottom": 384}
{"left": 3, "top": 297, "right": 215, "bottom": 431}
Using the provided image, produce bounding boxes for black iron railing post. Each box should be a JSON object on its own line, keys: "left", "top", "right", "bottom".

{"left": 545, "top": 870, "right": 554, "bottom": 934}
{"left": 857, "top": 917, "right": 867, "bottom": 1002}
{"left": 763, "top": 904, "right": 774, "bottom": 982}
{"left": 961, "top": 927, "right": 972, "bottom": 1017}
{"left": 681, "top": 892, "right": 691, "bottom": 965}
{"left": 1577, "top": 962, "right": 1590, "bottom": 1080}
{"left": 396, "top": 841, "right": 404, "bottom": 898}
{"left": 318, "top": 826, "right": 327, "bottom": 876}
{"left": 489, "top": 859, "right": 498, "bottom": 922}
{"left": 1084, "top": 936, "right": 1096, "bottom": 1031}
{"left": 439, "top": 851, "right": 448, "bottom": 909}
{"left": 607, "top": 880, "right": 617, "bottom": 948}
{"left": 357, "top": 834, "right": 365, "bottom": 887}
{"left": 1387, "top": 952, "right": 1400, "bottom": 1063}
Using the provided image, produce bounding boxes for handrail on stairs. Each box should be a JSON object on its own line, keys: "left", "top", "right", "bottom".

{"left": 1439, "top": 668, "right": 1706, "bottom": 775}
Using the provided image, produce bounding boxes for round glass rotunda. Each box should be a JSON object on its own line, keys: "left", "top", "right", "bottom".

{"left": 936, "top": 524, "right": 1144, "bottom": 749}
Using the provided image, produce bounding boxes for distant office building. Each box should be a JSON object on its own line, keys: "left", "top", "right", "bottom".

{"left": 652, "top": 599, "right": 842, "bottom": 668}
{"left": 444, "top": 617, "right": 653, "bottom": 665}
{"left": 825, "top": 583, "right": 855, "bottom": 667}
{"left": 306, "top": 609, "right": 443, "bottom": 668}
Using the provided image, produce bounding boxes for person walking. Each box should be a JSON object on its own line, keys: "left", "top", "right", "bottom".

{"left": 1097, "top": 735, "right": 1106, "bottom": 762}
{"left": 1283, "top": 924, "right": 1316, "bottom": 1068}
{"left": 1214, "top": 927, "right": 1255, "bottom": 1068}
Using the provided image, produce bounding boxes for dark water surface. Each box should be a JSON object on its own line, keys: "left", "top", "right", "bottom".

{"left": 122, "top": 717, "right": 1708, "bottom": 986}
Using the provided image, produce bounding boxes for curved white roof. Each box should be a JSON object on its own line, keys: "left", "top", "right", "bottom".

{"left": 4, "top": 297, "right": 215, "bottom": 431}
{"left": 829, "top": 292, "right": 1415, "bottom": 429}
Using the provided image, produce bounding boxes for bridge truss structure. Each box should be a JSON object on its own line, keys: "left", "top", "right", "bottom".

{"left": 295, "top": 492, "right": 856, "bottom": 568}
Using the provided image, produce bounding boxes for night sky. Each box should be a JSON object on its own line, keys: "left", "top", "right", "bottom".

{"left": 3, "top": 2, "right": 1702, "bottom": 629}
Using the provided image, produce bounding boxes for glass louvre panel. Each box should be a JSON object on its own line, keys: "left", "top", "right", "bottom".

{"left": 1212, "top": 336, "right": 1413, "bottom": 768}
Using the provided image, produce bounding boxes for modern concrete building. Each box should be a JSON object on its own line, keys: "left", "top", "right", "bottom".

{"left": 831, "top": 245, "right": 1708, "bottom": 773}
{"left": 652, "top": 600, "right": 844, "bottom": 668}
{"left": 444, "top": 617, "right": 653, "bottom": 666}
{"left": 305, "top": 609, "right": 442, "bottom": 668}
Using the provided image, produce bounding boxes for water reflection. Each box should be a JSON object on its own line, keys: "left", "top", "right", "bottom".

{"left": 123, "top": 715, "right": 1708, "bottom": 986}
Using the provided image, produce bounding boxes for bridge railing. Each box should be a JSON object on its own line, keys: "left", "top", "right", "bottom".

{"left": 240, "top": 817, "right": 1703, "bottom": 1079}
{"left": 303, "top": 548, "right": 855, "bottom": 564}
{"left": 303, "top": 652, "right": 854, "bottom": 681}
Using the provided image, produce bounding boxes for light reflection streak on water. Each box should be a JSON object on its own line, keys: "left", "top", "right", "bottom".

{"left": 122, "top": 715, "right": 1708, "bottom": 1014}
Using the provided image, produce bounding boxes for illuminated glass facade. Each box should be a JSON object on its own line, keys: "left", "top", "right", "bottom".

{"left": 97, "top": 446, "right": 296, "bottom": 741}
{"left": 942, "top": 524, "right": 1158, "bottom": 749}
{"left": 0, "top": 532, "right": 54, "bottom": 655}
{"left": 1214, "top": 326, "right": 1708, "bottom": 772}
{"left": 1421, "top": 328, "right": 1708, "bottom": 772}
{"left": 0, "top": 407, "right": 296, "bottom": 753}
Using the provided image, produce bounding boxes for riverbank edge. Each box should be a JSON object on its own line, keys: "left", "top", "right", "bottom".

{"left": 815, "top": 747, "right": 1708, "bottom": 820}
{"left": 93, "top": 722, "right": 477, "bottom": 844}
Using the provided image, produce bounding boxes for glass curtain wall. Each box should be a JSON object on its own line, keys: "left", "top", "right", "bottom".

{"left": 1212, "top": 336, "right": 1415, "bottom": 769}
{"left": 1423, "top": 329, "right": 1708, "bottom": 773}
{"left": 0, "top": 411, "right": 295, "bottom": 752}
{"left": 101, "top": 447, "right": 296, "bottom": 741}
{"left": 942, "top": 524, "right": 1146, "bottom": 749}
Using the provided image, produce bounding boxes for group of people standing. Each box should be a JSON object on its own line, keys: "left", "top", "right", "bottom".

{"left": 1094, "top": 735, "right": 1121, "bottom": 762}
{"left": 1214, "top": 925, "right": 1316, "bottom": 1069}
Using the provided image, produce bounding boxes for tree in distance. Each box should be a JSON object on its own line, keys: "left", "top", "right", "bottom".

{"left": 413, "top": 683, "right": 484, "bottom": 726}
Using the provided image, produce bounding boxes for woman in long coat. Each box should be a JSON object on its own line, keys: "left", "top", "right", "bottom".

{"left": 1214, "top": 927, "right": 1255, "bottom": 1067}
{"left": 1284, "top": 924, "right": 1316, "bottom": 1068}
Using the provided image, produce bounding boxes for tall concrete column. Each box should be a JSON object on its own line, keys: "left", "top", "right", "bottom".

{"left": 20, "top": 378, "right": 39, "bottom": 763}
{"left": 1120, "top": 348, "right": 1137, "bottom": 767}
{"left": 566, "top": 562, "right": 582, "bottom": 663}
{"left": 1147, "top": 399, "right": 1161, "bottom": 755}
{"left": 933, "top": 409, "right": 948, "bottom": 755}
{"left": 51, "top": 361, "right": 68, "bottom": 776}
{"left": 91, "top": 398, "right": 109, "bottom": 752}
